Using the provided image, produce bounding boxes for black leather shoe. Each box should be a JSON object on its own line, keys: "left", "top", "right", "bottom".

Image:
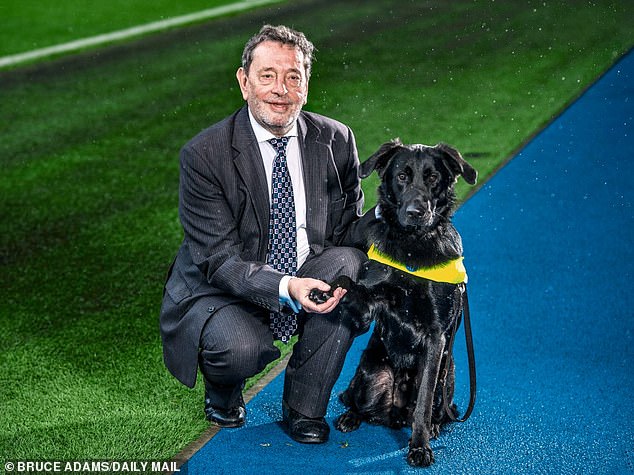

{"left": 204, "top": 395, "right": 246, "bottom": 428}
{"left": 205, "top": 403, "right": 246, "bottom": 428}
{"left": 282, "top": 401, "right": 330, "bottom": 444}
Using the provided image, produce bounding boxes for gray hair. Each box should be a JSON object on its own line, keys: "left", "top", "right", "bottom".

{"left": 241, "top": 24, "right": 315, "bottom": 78}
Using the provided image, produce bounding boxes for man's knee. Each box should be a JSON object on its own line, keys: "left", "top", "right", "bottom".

{"left": 336, "top": 246, "right": 367, "bottom": 278}
{"left": 199, "top": 339, "right": 278, "bottom": 383}
{"left": 198, "top": 307, "right": 280, "bottom": 383}
{"left": 301, "top": 246, "right": 367, "bottom": 282}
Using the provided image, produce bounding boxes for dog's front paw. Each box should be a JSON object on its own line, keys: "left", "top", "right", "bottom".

{"left": 335, "top": 411, "right": 362, "bottom": 433}
{"left": 308, "top": 275, "right": 354, "bottom": 304}
{"left": 308, "top": 288, "right": 332, "bottom": 304}
{"left": 407, "top": 445, "right": 434, "bottom": 467}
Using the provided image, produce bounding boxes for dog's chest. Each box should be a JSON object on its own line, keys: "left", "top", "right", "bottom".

{"left": 371, "top": 269, "right": 458, "bottom": 367}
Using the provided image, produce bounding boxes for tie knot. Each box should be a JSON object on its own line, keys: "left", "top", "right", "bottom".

{"left": 268, "top": 137, "right": 290, "bottom": 155}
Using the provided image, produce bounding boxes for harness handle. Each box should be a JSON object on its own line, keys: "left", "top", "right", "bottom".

{"left": 442, "top": 284, "right": 477, "bottom": 422}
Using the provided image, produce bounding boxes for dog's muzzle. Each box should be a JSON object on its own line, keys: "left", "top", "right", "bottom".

{"left": 399, "top": 199, "right": 436, "bottom": 229}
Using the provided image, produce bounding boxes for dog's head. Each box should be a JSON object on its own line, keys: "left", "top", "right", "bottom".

{"left": 361, "top": 139, "right": 477, "bottom": 232}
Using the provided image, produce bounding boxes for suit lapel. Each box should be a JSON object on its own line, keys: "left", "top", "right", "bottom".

{"left": 232, "top": 107, "right": 270, "bottom": 258}
{"left": 297, "top": 113, "right": 328, "bottom": 250}
{"left": 231, "top": 108, "right": 330, "bottom": 257}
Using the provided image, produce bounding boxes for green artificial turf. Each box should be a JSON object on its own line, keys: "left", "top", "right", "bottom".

{"left": 1, "top": 0, "right": 632, "bottom": 463}
{"left": 0, "top": 0, "right": 285, "bottom": 58}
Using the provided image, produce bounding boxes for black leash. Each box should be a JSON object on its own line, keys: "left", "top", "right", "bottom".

{"left": 442, "top": 283, "right": 477, "bottom": 422}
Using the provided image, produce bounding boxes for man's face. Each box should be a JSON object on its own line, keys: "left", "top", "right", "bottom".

{"left": 236, "top": 40, "right": 309, "bottom": 136}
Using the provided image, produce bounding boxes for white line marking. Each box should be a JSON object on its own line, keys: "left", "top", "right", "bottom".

{"left": 348, "top": 447, "right": 409, "bottom": 467}
{"left": 0, "top": 0, "right": 285, "bottom": 69}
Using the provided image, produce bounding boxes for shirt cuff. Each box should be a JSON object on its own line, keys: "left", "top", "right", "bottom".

{"left": 279, "top": 275, "right": 302, "bottom": 313}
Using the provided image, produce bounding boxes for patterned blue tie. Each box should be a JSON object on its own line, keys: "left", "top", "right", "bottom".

{"left": 267, "top": 137, "right": 297, "bottom": 342}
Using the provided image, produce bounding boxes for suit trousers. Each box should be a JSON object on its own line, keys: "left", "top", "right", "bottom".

{"left": 198, "top": 246, "right": 366, "bottom": 418}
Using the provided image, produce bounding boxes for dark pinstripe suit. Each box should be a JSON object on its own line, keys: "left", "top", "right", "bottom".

{"left": 159, "top": 106, "right": 372, "bottom": 416}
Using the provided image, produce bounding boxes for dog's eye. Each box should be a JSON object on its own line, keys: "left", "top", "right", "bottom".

{"left": 397, "top": 172, "right": 408, "bottom": 182}
{"left": 427, "top": 173, "right": 439, "bottom": 184}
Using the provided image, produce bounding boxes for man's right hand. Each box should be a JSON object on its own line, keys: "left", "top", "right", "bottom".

{"left": 288, "top": 277, "right": 346, "bottom": 314}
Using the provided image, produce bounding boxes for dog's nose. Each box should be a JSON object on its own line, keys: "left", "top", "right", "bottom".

{"left": 405, "top": 204, "right": 423, "bottom": 221}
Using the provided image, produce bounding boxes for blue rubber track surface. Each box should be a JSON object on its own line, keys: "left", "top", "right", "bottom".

{"left": 182, "top": 51, "right": 634, "bottom": 474}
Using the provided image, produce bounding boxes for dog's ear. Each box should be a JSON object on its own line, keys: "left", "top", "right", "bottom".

{"left": 360, "top": 138, "right": 403, "bottom": 178}
{"left": 436, "top": 143, "right": 478, "bottom": 185}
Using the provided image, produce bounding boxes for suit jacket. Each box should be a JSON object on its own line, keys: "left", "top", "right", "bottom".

{"left": 159, "top": 106, "right": 367, "bottom": 387}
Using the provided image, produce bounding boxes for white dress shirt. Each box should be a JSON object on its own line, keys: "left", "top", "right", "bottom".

{"left": 248, "top": 109, "right": 308, "bottom": 311}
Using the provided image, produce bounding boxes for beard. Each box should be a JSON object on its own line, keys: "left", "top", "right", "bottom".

{"left": 247, "top": 96, "right": 305, "bottom": 136}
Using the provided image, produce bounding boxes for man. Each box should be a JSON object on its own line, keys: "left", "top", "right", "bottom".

{"left": 159, "top": 25, "right": 370, "bottom": 444}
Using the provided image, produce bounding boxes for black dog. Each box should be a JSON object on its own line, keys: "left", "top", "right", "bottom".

{"left": 311, "top": 139, "right": 477, "bottom": 467}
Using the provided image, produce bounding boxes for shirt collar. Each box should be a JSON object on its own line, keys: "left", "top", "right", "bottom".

{"left": 247, "top": 107, "right": 298, "bottom": 143}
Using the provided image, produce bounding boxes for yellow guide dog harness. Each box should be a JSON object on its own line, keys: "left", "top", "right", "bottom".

{"left": 367, "top": 244, "right": 468, "bottom": 284}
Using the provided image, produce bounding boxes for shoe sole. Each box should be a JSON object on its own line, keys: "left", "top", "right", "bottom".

{"left": 210, "top": 419, "right": 245, "bottom": 429}
{"left": 288, "top": 433, "right": 328, "bottom": 444}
